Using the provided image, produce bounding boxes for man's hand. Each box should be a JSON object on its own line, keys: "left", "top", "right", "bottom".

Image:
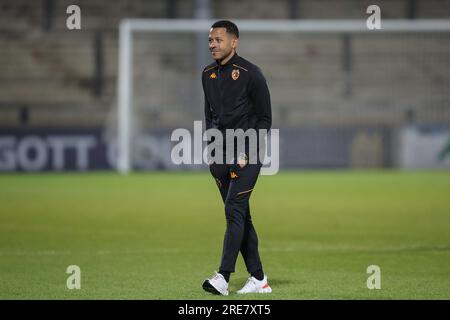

{"left": 238, "top": 153, "right": 248, "bottom": 168}
{"left": 238, "top": 159, "right": 248, "bottom": 168}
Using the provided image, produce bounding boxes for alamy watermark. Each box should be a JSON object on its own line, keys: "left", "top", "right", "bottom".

{"left": 170, "top": 121, "right": 279, "bottom": 175}
{"left": 366, "top": 5, "right": 381, "bottom": 30}
{"left": 366, "top": 265, "right": 381, "bottom": 289}
{"left": 66, "top": 265, "right": 81, "bottom": 289}
{"left": 66, "top": 5, "right": 81, "bottom": 30}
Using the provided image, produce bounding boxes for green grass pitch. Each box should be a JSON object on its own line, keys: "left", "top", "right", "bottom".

{"left": 0, "top": 170, "right": 449, "bottom": 299}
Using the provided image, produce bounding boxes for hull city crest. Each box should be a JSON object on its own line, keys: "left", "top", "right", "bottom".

{"left": 231, "top": 69, "right": 240, "bottom": 80}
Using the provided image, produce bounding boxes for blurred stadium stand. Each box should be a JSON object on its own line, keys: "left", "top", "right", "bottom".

{"left": 0, "top": 0, "right": 449, "bottom": 171}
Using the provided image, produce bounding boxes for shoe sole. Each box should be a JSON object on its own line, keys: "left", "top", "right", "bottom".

{"left": 261, "top": 287, "right": 272, "bottom": 293}
{"left": 202, "top": 280, "right": 228, "bottom": 296}
{"left": 237, "top": 286, "right": 272, "bottom": 294}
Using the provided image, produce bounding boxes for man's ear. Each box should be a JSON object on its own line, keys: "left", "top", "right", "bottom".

{"left": 232, "top": 38, "right": 239, "bottom": 49}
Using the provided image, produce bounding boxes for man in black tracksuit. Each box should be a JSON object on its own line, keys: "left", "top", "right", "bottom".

{"left": 201, "top": 20, "right": 272, "bottom": 295}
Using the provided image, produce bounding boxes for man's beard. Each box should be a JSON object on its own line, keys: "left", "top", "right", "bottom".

{"left": 215, "top": 49, "right": 233, "bottom": 63}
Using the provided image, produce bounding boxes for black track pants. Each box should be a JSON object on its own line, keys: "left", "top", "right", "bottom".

{"left": 209, "top": 162, "right": 263, "bottom": 274}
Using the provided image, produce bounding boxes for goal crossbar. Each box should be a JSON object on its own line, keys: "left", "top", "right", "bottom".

{"left": 117, "top": 19, "right": 450, "bottom": 173}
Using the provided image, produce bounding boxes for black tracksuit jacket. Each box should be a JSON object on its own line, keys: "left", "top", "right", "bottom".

{"left": 202, "top": 52, "right": 272, "bottom": 138}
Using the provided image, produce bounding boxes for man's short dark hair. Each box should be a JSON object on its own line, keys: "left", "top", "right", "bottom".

{"left": 211, "top": 20, "right": 239, "bottom": 38}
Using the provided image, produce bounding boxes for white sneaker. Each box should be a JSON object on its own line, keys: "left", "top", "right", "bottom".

{"left": 202, "top": 272, "right": 229, "bottom": 296}
{"left": 237, "top": 275, "right": 272, "bottom": 294}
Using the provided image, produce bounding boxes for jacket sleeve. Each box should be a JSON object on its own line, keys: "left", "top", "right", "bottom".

{"left": 246, "top": 67, "right": 272, "bottom": 163}
{"left": 202, "top": 73, "right": 216, "bottom": 164}
{"left": 249, "top": 67, "right": 272, "bottom": 131}
{"left": 202, "top": 75, "right": 213, "bottom": 131}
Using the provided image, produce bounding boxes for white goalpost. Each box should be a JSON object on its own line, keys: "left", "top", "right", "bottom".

{"left": 117, "top": 19, "right": 450, "bottom": 174}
